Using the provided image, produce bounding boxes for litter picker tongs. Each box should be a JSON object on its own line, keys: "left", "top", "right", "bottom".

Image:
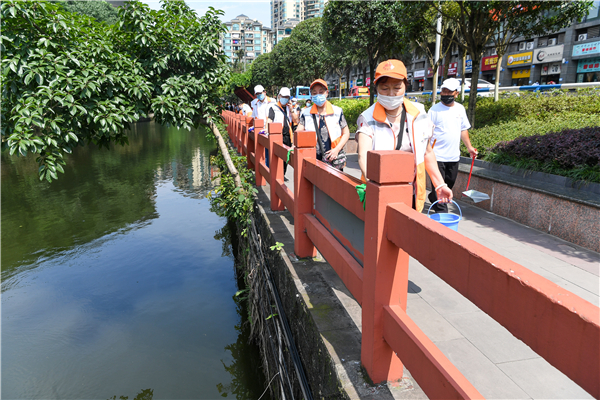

{"left": 462, "top": 156, "right": 490, "bottom": 203}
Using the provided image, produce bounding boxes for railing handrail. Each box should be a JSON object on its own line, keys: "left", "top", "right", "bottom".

{"left": 219, "top": 110, "right": 600, "bottom": 400}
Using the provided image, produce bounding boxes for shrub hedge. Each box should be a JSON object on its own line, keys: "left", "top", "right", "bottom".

{"left": 487, "top": 126, "right": 600, "bottom": 183}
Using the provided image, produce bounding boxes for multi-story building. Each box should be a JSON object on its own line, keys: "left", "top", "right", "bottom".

{"left": 405, "top": 3, "right": 600, "bottom": 90}
{"left": 221, "top": 15, "right": 273, "bottom": 66}
{"left": 304, "top": 0, "right": 327, "bottom": 20}
{"left": 270, "top": 0, "right": 327, "bottom": 44}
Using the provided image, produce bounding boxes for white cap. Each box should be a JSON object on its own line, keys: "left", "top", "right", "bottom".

{"left": 254, "top": 85, "right": 265, "bottom": 94}
{"left": 441, "top": 78, "right": 461, "bottom": 92}
{"left": 291, "top": 97, "right": 297, "bottom": 103}
{"left": 279, "top": 87, "right": 291, "bottom": 97}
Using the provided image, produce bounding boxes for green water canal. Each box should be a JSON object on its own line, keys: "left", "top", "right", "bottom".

{"left": 2, "top": 122, "right": 268, "bottom": 399}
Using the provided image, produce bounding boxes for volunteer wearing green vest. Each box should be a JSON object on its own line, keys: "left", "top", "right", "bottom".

{"left": 356, "top": 59, "right": 453, "bottom": 212}
{"left": 297, "top": 79, "right": 350, "bottom": 171}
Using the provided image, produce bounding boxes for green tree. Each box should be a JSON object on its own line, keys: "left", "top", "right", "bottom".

{"left": 408, "top": 1, "right": 592, "bottom": 125}
{"left": 281, "top": 17, "right": 330, "bottom": 86}
{"left": 117, "top": 0, "right": 229, "bottom": 129}
{"left": 1, "top": 0, "right": 229, "bottom": 182}
{"left": 58, "top": 0, "right": 119, "bottom": 25}
{"left": 323, "top": 1, "right": 408, "bottom": 105}
{"left": 249, "top": 52, "right": 274, "bottom": 93}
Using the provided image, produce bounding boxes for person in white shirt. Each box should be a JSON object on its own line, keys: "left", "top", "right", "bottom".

{"left": 427, "top": 78, "right": 477, "bottom": 212}
{"left": 251, "top": 84, "right": 276, "bottom": 121}
{"left": 267, "top": 87, "right": 299, "bottom": 174}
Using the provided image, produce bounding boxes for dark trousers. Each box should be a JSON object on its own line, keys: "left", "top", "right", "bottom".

{"left": 428, "top": 161, "right": 459, "bottom": 213}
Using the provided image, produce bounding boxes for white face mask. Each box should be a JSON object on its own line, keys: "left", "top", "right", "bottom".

{"left": 377, "top": 93, "right": 404, "bottom": 111}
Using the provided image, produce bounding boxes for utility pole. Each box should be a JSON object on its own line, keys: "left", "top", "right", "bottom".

{"left": 431, "top": 11, "right": 442, "bottom": 104}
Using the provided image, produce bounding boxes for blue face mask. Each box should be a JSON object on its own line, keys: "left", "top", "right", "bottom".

{"left": 312, "top": 94, "right": 327, "bottom": 107}
{"left": 257, "top": 93, "right": 265, "bottom": 101}
{"left": 279, "top": 97, "right": 289, "bottom": 105}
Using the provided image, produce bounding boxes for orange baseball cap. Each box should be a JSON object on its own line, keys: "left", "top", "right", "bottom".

{"left": 374, "top": 59, "right": 407, "bottom": 84}
{"left": 310, "top": 78, "right": 328, "bottom": 90}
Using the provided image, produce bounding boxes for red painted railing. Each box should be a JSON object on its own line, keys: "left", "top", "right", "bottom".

{"left": 221, "top": 111, "right": 600, "bottom": 399}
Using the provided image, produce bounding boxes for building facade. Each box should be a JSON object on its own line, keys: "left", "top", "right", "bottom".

{"left": 406, "top": 3, "right": 600, "bottom": 91}
{"left": 270, "top": 0, "right": 327, "bottom": 44}
{"left": 221, "top": 15, "right": 273, "bottom": 66}
{"left": 325, "top": 2, "right": 600, "bottom": 94}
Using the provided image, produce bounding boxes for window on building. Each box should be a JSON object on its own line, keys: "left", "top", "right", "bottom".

{"left": 225, "top": 52, "right": 231, "bottom": 56}
{"left": 225, "top": 33, "right": 231, "bottom": 38}
{"left": 246, "top": 46, "right": 253, "bottom": 51}
{"left": 255, "top": 26, "right": 261, "bottom": 31}
{"left": 278, "top": 30, "right": 284, "bottom": 35}
{"left": 255, "top": 45, "right": 260, "bottom": 50}
{"left": 255, "top": 33, "right": 260, "bottom": 38}
{"left": 224, "top": 39, "right": 231, "bottom": 44}
{"left": 225, "top": 46, "right": 231, "bottom": 50}
{"left": 233, "top": 24, "right": 239, "bottom": 31}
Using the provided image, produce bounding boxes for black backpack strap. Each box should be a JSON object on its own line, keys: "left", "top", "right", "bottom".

{"left": 312, "top": 113, "right": 327, "bottom": 157}
{"left": 395, "top": 104, "right": 407, "bottom": 151}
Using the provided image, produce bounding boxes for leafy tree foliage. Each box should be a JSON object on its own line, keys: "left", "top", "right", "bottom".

{"left": 323, "top": 1, "right": 408, "bottom": 105}
{"left": 58, "top": 0, "right": 119, "bottom": 25}
{"left": 1, "top": 0, "right": 229, "bottom": 182}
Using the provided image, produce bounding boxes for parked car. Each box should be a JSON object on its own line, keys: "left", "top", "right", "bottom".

{"left": 349, "top": 86, "right": 370, "bottom": 98}
{"left": 463, "top": 78, "right": 495, "bottom": 97}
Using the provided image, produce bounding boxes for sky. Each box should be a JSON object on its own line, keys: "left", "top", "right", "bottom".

{"left": 141, "top": 0, "right": 272, "bottom": 28}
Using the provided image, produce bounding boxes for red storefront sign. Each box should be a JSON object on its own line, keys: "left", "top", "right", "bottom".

{"left": 447, "top": 62, "right": 457, "bottom": 76}
{"left": 366, "top": 77, "right": 371, "bottom": 86}
{"left": 481, "top": 55, "right": 499, "bottom": 71}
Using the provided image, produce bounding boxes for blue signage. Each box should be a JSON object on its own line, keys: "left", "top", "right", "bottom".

{"left": 465, "top": 59, "right": 472, "bottom": 73}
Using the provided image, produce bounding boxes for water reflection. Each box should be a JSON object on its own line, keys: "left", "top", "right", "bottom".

{"left": 2, "top": 122, "right": 267, "bottom": 399}
{"left": 2, "top": 122, "right": 216, "bottom": 280}
{"left": 108, "top": 388, "right": 154, "bottom": 400}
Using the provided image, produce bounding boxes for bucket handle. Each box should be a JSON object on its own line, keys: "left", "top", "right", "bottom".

{"left": 427, "top": 200, "right": 462, "bottom": 218}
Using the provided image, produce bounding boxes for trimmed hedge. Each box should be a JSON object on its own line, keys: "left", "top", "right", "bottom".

{"left": 486, "top": 126, "right": 600, "bottom": 183}
{"left": 329, "top": 98, "right": 370, "bottom": 133}
{"left": 465, "top": 112, "right": 600, "bottom": 158}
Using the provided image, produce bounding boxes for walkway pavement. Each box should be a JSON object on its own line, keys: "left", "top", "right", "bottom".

{"left": 265, "top": 153, "right": 599, "bottom": 399}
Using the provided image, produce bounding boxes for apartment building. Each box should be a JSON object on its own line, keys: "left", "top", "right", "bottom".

{"left": 270, "top": 0, "right": 327, "bottom": 44}
{"left": 221, "top": 15, "right": 273, "bottom": 65}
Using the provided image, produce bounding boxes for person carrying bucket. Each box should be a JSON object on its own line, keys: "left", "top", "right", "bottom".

{"left": 427, "top": 78, "right": 477, "bottom": 213}
{"left": 355, "top": 59, "right": 453, "bottom": 211}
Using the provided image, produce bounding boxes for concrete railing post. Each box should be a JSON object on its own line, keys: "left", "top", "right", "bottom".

{"left": 361, "top": 150, "right": 415, "bottom": 383}
{"left": 293, "top": 130, "right": 317, "bottom": 258}
{"left": 268, "top": 122, "right": 285, "bottom": 212}
{"left": 255, "top": 124, "right": 266, "bottom": 187}
{"left": 236, "top": 115, "right": 243, "bottom": 154}
{"left": 247, "top": 119, "right": 260, "bottom": 170}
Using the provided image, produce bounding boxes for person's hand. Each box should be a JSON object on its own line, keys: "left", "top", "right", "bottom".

{"left": 436, "top": 185, "right": 453, "bottom": 203}
{"left": 325, "top": 147, "right": 340, "bottom": 161}
{"left": 468, "top": 147, "right": 478, "bottom": 159}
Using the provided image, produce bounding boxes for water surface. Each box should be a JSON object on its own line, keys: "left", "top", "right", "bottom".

{"left": 2, "top": 123, "right": 266, "bottom": 399}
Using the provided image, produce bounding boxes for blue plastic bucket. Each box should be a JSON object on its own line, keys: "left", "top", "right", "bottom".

{"left": 427, "top": 200, "right": 462, "bottom": 231}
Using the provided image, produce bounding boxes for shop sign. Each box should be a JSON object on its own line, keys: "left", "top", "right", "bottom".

{"left": 511, "top": 68, "right": 531, "bottom": 79}
{"left": 341, "top": 81, "right": 347, "bottom": 89}
{"left": 356, "top": 78, "right": 363, "bottom": 86}
{"left": 507, "top": 51, "right": 533, "bottom": 67}
{"left": 481, "top": 55, "right": 498, "bottom": 71}
{"left": 465, "top": 59, "right": 472, "bottom": 73}
{"left": 447, "top": 62, "right": 458, "bottom": 76}
{"left": 413, "top": 70, "right": 425, "bottom": 78}
{"left": 541, "top": 63, "right": 561, "bottom": 75}
{"left": 366, "top": 77, "right": 371, "bottom": 86}
{"left": 572, "top": 40, "right": 600, "bottom": 57}
{"left": 577, "top": 57, "right": 600, "bottom": 73}
{"left": 533, "top": 45, "right": 564, "bottom": 64}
